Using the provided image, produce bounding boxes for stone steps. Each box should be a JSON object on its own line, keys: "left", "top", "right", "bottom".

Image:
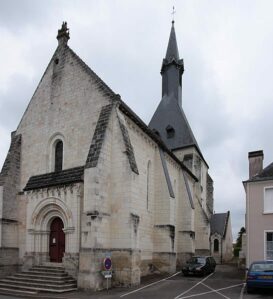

{"left": 0, "top": 264, "right": 77, "bottom": 295}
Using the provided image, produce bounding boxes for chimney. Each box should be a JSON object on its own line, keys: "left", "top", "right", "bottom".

{"left": 248, "top": 150, "right": 264, "bottom": 179}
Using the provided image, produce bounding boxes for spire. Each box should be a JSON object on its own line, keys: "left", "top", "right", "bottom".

{"left": 57, "top": 22, "right": 70, "bottom": 46}
{"left": 149, "top": 19, "right": 202, "bottom": 154}
{"left": 161, "top": 21, "right": 184, "bottom": 106}
{"left": 165, "top": 21, "right": 179, "bottom": 63}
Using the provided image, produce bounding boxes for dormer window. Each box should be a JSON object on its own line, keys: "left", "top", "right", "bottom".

{"left": 54, "top": 140, "right": 63, "bottom": 172}
{"left": 166, "top": 125, "right": 175, "bottom": 138}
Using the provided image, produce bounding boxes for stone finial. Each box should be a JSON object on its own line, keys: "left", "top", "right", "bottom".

{"left": 57, "top": 22, "right": 70, "bottom": 46}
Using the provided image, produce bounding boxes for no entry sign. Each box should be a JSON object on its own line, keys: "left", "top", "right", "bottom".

{"left": 103, "top": 257, "right": 112, "bottom": 271}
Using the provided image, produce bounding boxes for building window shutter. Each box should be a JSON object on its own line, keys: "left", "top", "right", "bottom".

{"left": 264, "top": 188, "right": 273, "bottom": 213}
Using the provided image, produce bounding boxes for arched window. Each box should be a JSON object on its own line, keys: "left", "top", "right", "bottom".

{"left": 166, "top": 125, "right": 175, "bottom": 138}
{"left": 214, "top": 239, "right": 219, "bottom": 252}
{"left": 54, "top": 140, "right": 63, "bottom": 172}
{"left": 147, "top": 161, "right": 151, "bottom": 210}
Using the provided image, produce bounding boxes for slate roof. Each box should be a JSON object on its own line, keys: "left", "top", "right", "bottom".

{"left": 210, "top": 212, "right": 230, "bottom": 238}
{"left": 149, "top": 94, "right": 201, "bottom": 151}
{"left": 165, "top": 21, "right": 179, "bottom": 62}
{"left": 149, "top": 22, "right": 207, "bottom": 166}
{"left": 246, "top": 162, "right": 273, "bottom": 182}
{"left": 24, "top": 166, "right": 84, "bottom": 191}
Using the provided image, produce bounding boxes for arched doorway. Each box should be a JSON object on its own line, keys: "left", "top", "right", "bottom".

{"left": 214, "top": 239, "right": 219, "bottom": 252}
{"left": 49, "top": 217, "right": 65, "bottom": 263}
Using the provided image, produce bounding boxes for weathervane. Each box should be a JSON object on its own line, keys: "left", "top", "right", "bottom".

{"left": 172, "top": 6, "right": 176, "bottom": 23}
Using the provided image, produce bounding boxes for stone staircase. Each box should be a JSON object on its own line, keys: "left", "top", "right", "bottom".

{"left": 0, "top": 264, "right": 77, "bottom": 295}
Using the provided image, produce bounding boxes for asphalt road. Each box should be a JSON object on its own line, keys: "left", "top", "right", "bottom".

{"left": 1, "top": 264, "right": 273, "bottom": 299}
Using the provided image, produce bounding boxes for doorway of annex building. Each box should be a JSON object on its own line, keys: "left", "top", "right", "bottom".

{"left": 49, "top": 217, "right": 65, "bottom": 263}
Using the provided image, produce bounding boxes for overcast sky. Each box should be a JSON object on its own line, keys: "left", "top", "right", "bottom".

{"left": 1, "top": 0, "right": 273, "bottom": 240}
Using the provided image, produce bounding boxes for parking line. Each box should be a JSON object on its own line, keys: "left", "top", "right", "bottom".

{"left": 174, "top": 272, "right": 214, "bottom": 299}
{"left": 120, "top": 271, "right": 181, "bottom": 298}
{"left": 201, "top": 283, "right": 230, "bottom": 299}
{"left": 239, "top": 283, "right": 246, "bottom": 299}
{"left": 177, "top": 283, "right": 243, "bottom": 299}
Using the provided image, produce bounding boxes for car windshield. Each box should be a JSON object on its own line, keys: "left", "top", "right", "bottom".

{"left": 189, "top": 257, "right": 206, "bottom": 264}
{"left": 250, "top": 263, "right": 273, "bottom": 272}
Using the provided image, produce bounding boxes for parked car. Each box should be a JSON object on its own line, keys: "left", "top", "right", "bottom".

{"left": 182, "top": 256, "right": 216, "bottom": 276}
{"left": 246, "top": 260, "right": 273, "bottom": 293}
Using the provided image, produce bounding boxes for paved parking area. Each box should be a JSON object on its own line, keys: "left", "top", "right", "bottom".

{"left": 1, "top": 264, "right": 273, "bottom": 299}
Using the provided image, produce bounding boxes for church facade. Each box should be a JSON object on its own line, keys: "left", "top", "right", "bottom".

{"left": 0, "top": 22, "right": 213, "bottom": 290}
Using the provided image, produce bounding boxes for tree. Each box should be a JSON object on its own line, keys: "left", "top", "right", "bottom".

{"left": 234, "top": 227, "right": 246, "bottom": 257}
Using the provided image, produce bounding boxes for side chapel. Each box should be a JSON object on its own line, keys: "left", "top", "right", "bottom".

{"left": 0, "top": 21, "right": 214, "bottom": 290}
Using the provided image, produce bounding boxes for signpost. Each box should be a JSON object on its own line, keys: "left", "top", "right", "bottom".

{"left": 102, "top": 256, "right": 112, "bottom": 292}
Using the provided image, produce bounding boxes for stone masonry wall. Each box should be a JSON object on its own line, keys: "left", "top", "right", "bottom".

{"left": 16, "top": 44, "right": 111, "bottom": 192}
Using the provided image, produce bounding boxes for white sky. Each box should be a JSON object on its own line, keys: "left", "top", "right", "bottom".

{"left": 1, "top": 0, "right": 273, "bottom": 240}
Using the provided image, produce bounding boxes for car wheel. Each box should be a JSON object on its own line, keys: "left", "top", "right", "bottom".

{"left": 182, "top": 271, "right": 188, "bottom": 277}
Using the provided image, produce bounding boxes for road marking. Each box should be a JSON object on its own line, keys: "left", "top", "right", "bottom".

{"left": 239, "top": 283, "right": 246, "bottom": 299}
{"left": 120, "top": 271, "right": 181, "bottom": 297}
{"left": 177, "top": 283, "right": 243, "bottom": 299}
{"left": 201, "top": 282, "right": 230, "bottom": 299}
{"left": 174, "top": 272, "right": 214, "bottom": 299}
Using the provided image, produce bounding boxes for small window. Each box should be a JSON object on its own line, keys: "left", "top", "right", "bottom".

{"left": 214, "top": 239, "right": 219, "bottom": 252}
{"left": 265, "top": 232, "right": 273, "bottom": 260}
{"left": 264, "top": 188, "right": 273, "bottom": 213}
{"left": 166, "top": 125, "right": 175, "bottom": 138}
{"left": 55, "top": 140, "right": 63, "bottom": 172}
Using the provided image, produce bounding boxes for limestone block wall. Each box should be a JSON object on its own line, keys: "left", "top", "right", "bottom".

{"left": 154, "top": 152, "right": 171, "bottom": 227}
{"left": 16, "top": 46, "right": 111, "bottom": 191}
{"left": 1, "top": 220, "right": 18, "bottom": 248}
{"left": 0, "top": 133, "right": 21, "bottom": 222}
{"left": 0, "top": 248, "right": 19, "bottom": 278}
{"left": 125, "top": 117, "right": 157, "bottom": 257}
{"left": 176, "top": 172, "right": 195, "bottom": 264}
{"left": 0, "top": 132, "right": 21, "bottom": 275}
{"left": 193, "top": 186, "right": 210, "bottom": 253}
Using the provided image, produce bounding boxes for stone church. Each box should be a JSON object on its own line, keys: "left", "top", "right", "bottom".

{"left": 0, "top": 22, "right": 213, "bottom": 290}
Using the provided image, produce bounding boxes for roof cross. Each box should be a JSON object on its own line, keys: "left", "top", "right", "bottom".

{"left": 171, "top": 6, "right": 176, "bottom": 23}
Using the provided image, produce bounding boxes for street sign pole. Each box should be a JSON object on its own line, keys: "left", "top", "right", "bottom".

{"left": 103, "top": 256, "right": 112, "bottom": 292}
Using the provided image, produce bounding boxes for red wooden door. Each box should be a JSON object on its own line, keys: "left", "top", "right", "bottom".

{"left": 49, "top": 217, "right": 65, "bottom": 263}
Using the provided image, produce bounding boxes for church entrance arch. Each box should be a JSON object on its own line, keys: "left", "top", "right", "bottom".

{"left": 49, "top": 217, "right": 65, "bottom": 262}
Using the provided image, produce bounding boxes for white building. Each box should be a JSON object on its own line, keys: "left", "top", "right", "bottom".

{"left": 0, "top": 22, "right": 213, "bottom": 290}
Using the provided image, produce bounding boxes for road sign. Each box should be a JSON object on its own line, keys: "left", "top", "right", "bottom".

{"left": 103, "top": 257, "right": 112, "bottom": 270}
{"left": 101, "top": 270, "right": 112, "bottom": 278}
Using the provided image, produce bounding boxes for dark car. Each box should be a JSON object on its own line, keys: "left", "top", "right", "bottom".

{"left": 246, "top": 260, "right": 273, "bottom": 293}
{"left": 182, "top": 256, "right": 216, "bottom": 276}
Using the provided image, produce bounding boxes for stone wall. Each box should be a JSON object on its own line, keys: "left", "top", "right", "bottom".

{"left": 16, "top": 45, "right": 111, "bottom": 191}
{"left": 78, "top": 248, "right": 140, "bottom": 290}
{"left": 0, "top": 132, "right": 21, "bottom": 275}
{"left": 0, "top": 248, "right": 19, "bottom": 278}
